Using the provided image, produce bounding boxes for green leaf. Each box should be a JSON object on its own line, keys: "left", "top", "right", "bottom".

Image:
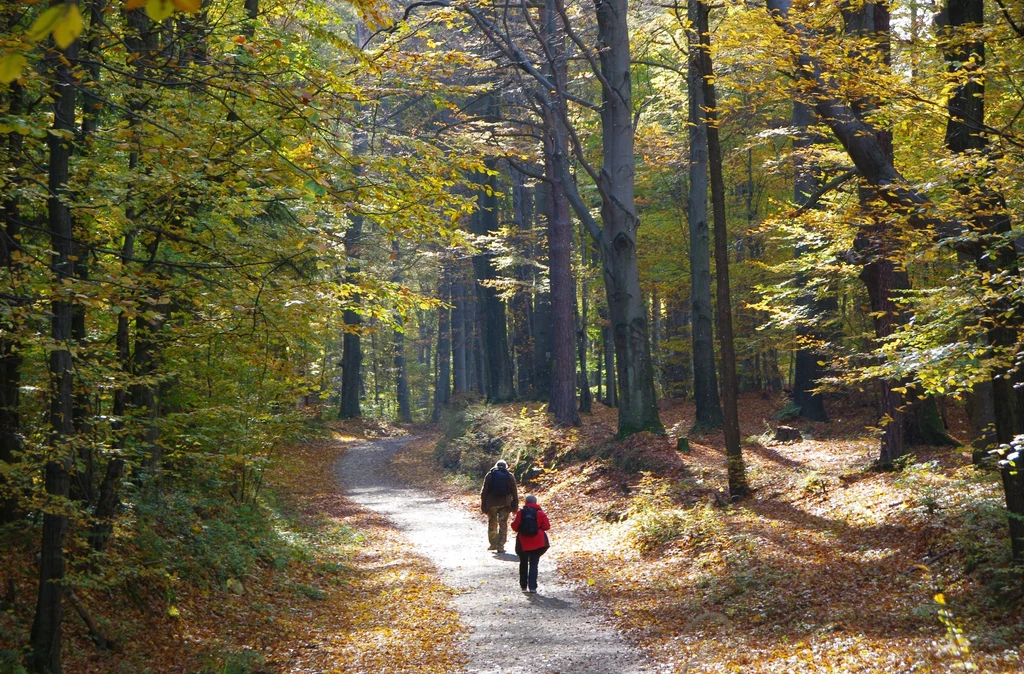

{"left": 52, "top": 3, "right": 83, "bottom": 49}
{"left": 0, "top": 53, "right": 27, "bottom": 84}
{"left": 28, "top": 5, "right": 65, "bottom": 43}
{"left": 145, "top": 0, "right": 174, "bottom": 22}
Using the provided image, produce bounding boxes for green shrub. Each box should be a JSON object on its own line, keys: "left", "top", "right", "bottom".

{"left": 434, "top": 404, "right": 553, "bottom": 480}
{"left": 626, "top": 474, "right": 724, "bottom": 553}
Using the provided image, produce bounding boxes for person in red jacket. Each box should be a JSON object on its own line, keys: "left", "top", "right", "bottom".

{"left": 510, "top": 494, "right": 551, "bottom": 594}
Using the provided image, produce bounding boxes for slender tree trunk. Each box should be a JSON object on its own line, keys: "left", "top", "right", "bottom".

{"left": 31, "top": 16, "right": 82, "bottom": 670}
{"left": 663, "top": 298, "right": 690, "bottom": 398}
{"left": 469, "top": 155, "right": 516, "bottom": 402}
{"left": 578, "top": 227, "right": 593, "bottom": 413}
{"left": 686, "top": 8, "right": 723, "bottom": 430}
{"left": 531, "top": 197, "right": 552, "bottom": 400}
{"left": 601, "top": 305, "right": 616, "bottom": 407}
{"left": 650, "top": 290, "right": 663, "bottom": 398}
{"left": 393, "top": 242, "right": 412, "bottom": 423}
{"left": 452, "top": 272, "right": 468, "bottom": 396}
{"left": 594, "top": 0, "right": 662, "bottom": 437}
{"left": 432, "top": 262, "right": 452, "bottom": 422}
{"left": 472, "top": 294, "right": 487, "bottom": 397}
{"left": 510, "top": 168, "right": 536, "bottom": 397}
{"left": 696, "top": 0, "right": 746, "bottom": 497}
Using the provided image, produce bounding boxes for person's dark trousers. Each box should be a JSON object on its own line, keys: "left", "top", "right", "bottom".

{"left": 518, "top": 549, "right": 543, "bottom": 591}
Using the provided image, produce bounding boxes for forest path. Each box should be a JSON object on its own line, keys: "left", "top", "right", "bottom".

{"left": 335, "top": 436, "right": 653, "bottom": 674}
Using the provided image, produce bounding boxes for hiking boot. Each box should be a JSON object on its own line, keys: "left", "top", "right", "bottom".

{"left": 487, "top": 544, "right": 497, "bottom": 550}
{"left": 521, "top": 586, "right": 529, "bottom": 593}
{"left": 496, "top": 547, "right": 505, "bottom": 554}
{"left": 527, "top": 588, "right": 537, "bottom": 594}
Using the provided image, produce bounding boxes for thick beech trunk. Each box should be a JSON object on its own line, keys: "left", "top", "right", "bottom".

{"left": 595, "top": 0, "right": 662, "bottom": 436}
{"left": 696, "top": 0, "right": 746, "bottom": 496}
{"left": 539, "top": 0, "right": 580, "bottom": 426}
{"left": 687, "top": 0, "right": 723, "bottom": 430}
{"left": 545, "top": 146, "right": 581, "bottom": 426}
{"left": 791, "top": 101, "right": 833, "bottom": 422}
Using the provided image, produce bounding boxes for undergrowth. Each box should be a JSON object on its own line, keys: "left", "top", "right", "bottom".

{"left": 626, "top": 473, "right": 725, "bottom": 553}
{"left": 434, "top": 402, "right": 561, "bottom": 481}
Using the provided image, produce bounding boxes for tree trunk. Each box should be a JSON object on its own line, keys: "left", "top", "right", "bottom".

{"left": 338, "top": 241, "right": 363, "bottom": 419}
{"left": 431, "top": 263, "right": 452, "bottom": 422}
{"left": 791, "top": 101, "right": 833, "bottom": 422}
{"left": 999, "top": 451, "right": 1024, "bottom": 564}
{"left": 472, "top": 292, "right": 487, "bottom": 397}
{"left": 31, "top": 19, "right": 81, "bottom": 670}
{"left": 650, "top": 290, "right": 663, "bottom": 397}
{"left": 594, "top": 0, "right": 662, "bottom": 437}
{"left": 339, "top": 21, "right": 369, "bottom": 420}
{"left": 942, "top": 0, "right": 1023, "bottom": 447}
{"left": 663, "top": 298, "right": 690, "bottom": 399}
{"left": 470, "top": 158, "right": 516, "bottom": 402}
{"left": 393, "top": 242, "right": 412, "bottom": 423}
{"left": 545, "top": 134, "right": 581, "bottom": 425}
{"left": 510, "top": 168, "right": 536, "bottom": 397}
{"left": 686, "top": 15, "right": 723, "bottom": 429}
{"left": 531, "top": 204, "right": 552, "bottom": 401}
{"left": 0, "top": 79, "right": 24, "bottom": 524}
{"left": 601, "top": 305, "right": 616, "bottom": 407}
{"left": 452, "top": 272, "right": 468, "bottom": 396}
{"left": 859, "top": 257, "right": 907, "bottom": 464}
{"left": 696, "top": 0, "right": 746, "bottom": 497}
{"left": 578, "top": 226, "right": 593, "bottom": 414}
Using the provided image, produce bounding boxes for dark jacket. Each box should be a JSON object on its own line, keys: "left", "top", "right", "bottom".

{"left": 511, "top": 503, "right": 551, "bottom": 552}
{"left": 480, "top": 467, "right": 518, "bottom": 513}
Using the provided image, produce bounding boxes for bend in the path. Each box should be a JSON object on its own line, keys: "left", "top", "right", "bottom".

{"left": 336, "top": 436, "right": 652, "bottom": 674}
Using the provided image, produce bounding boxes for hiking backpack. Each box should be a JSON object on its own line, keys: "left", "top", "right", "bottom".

{"left": 519, "top": 507, "right": 539, "bottom": 536}
{"left": 489, "top": 469, "right": 511, "bottom": 496}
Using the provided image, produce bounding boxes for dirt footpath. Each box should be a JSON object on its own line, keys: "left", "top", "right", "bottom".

{"left": 335, "top": 436, "right": 653, "bottom": 674}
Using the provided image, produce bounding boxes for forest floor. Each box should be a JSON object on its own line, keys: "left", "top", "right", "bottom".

{"left": 3, "top": 394, "right": 1023, "bottom": 673}
{"left": 2, "top": 422, "right": 469, "bottom": 673}
{"left": 393, "top": 392, "right": 1024, "bottom": 673}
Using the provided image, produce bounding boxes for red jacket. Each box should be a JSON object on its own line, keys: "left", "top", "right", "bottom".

{"left": 510, "top": 503, "right": 550, "bottom": 551}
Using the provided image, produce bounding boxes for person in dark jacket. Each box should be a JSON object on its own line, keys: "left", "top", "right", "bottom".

{"left": 510, "top": 494, "right": 551, "bottom": 593}
{"left": 480, "top": 460, "right": 518, "bottom": 553}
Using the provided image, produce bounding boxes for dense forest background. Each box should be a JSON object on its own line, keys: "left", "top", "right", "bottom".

{"left": 1, "top": 0, "right": 1024, "bottom": 670}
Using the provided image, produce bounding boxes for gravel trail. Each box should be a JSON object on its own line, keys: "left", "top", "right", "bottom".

{"left": 335, "top": 436, "right": 653, "bottom": 674}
